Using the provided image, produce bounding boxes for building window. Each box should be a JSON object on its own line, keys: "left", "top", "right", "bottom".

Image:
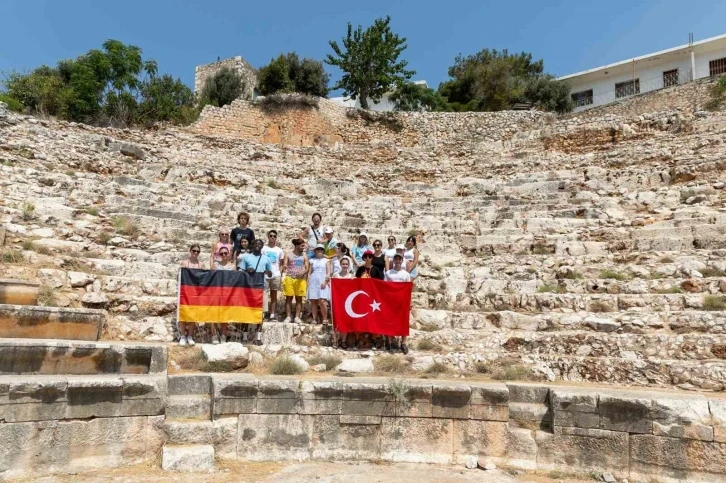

{"left": 710, "top": 57, "right": 726, "bottom": 77}
{"left": 570, "top": 89, "right": 594, "bottom": 107}
{"left": 615, "top": 79, "right": 640, "bottom": 98}
{"left": 663, "top": 69, "right": 679, "bottom": 87}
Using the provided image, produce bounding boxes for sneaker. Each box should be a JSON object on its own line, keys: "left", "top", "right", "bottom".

{"left": 178, "top": 336, "right": 187, "bottom": 346}
{"left": 294, "top": 317, "right": 303, "bottom": 324}
{"left": 269, "top": 314, "right": 276, "bottom": 321}
{"left": 220, "top": 334, "right": 227, "bottom": 344}
{"left": 187, "top": 336, "right": 196, "bottom": 347}
{"left": 283, "top": 316, "right": 292, "bottom": 323}
{"left": 254, "top": 339, "right": 263, "bottom": 346}
{"left": 401, "top": 343, "right": 409, "bottom": 355}
{"left": 212, "top": 336, "right": 220, "bottom": 345}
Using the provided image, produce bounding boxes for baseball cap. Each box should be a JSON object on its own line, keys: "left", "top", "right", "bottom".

{"left": 323, "top": 227, "right": 333, "bottom": 234}
{"left": 315, "top": 244, "right": 325, "bottom": 250}
{"left": 395, "top": 244, "right": 405, "bottom": 250}
{"left": 359, "top": 232, "right": 368, "bottom": 238}
{"left": 362, "top": 250, "right": 374, "bottom": 257}
{"left": 393, "top": 253, "right": 403, "bottom": 259}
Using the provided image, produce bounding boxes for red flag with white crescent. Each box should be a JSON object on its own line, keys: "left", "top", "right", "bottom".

{"left": 331, "top": 278, "right": 412, "bottom": 336}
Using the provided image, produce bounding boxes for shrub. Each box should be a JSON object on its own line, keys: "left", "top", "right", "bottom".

{"left": 491, "top": 364, "right": 539, "bottom": 381}
{"left": 418, "top": 321, "right": 440, "bottom": 332}
{"left": 600, "top": 269, "right": 629, "bottom": 281}
{"left": 269, "top": 355, "right": 304, "bottom": 375}
{"left": 1, "top": 249, "right": 24, "bottom": 263}
{"left": 37, "top": 285, "right": 58, "bottom": 307}
{"left": 198, "top": 67, "right": 246, "bottom": 108}
{"left": 21, "top": 201, "right": 35, "bottom": 221}
{"left": 86, "top": 207, "right": 99, "bottom": 216}
{"left": 416, "top": 338, "right": 443, "bottom": 352}
{"left": 375, "top": 355, "right": 408, "bottom": 374}
{"left": 562, "top": 270, "right": 583, "bottom": 280}
{"left": 706, "top": 76, "right": 726, "bottom": 111}
{"left": 424, "top": 361, "right": 449, "bottom": 375}
{"left": 98, "top": 231, "right": 112, "bottom": 244}
{"left": 0, "top": 93, "right": 24, "bottom": 112}
{"left": 538, "top": 283, "right": 566, "bottom": 294}
{"left": 701, "top": 267, "right": 726, "bottom": 278}
{"left": 266, "top": 180, "right": 282, "bottom": 189}
{"left": 474, "top": 361, "right": 491, "bottom": 374}
{"left": 258, "top": 93, "right": 319, "bottom": 110}
{"left": 532, "top": 246, "right": 550, "bottom": 255}
{"left": 111, "top": 216, "right": 140, "bottom": 239}
{"left": 704, "top": 295, "right": 726, "bottom": 311}
{"left": 659, "top": 256, "right": 675, "bottom": 263}
{"left": 654, "top": 286, "right": 683, "bottom": 294}
{"left": 589, "top": 301, "right": 611, "bottom": 313}
{"left": 307, "top": 354, "right": 342, "bottom": 371}
{"left": 258, "top": 53, "right": 329, "bottom": 97}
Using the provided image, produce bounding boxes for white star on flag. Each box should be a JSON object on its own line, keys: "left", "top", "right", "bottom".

{"left": 370, "top": 300, "right": 381, "bottom": 312}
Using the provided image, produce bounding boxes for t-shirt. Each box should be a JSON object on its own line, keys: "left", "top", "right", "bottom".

{"left": 306, "top": 225, "right": 325, "bottom": 248}
{"left": 241, "top": 253, "right": 272, "bottom": 273}
{"left": 385, "top": 268, "right": 411, "bottom": 283}
{"left": 231, "top": 227, "right": 255, "bottom": 254}
{"left": 261, "top": 245, "right": 284, "bottom": 277}
{"left": 351, "top": 244, "right": 372, "bottom": 265}
{"left": 384, "top": 248, "right": 397, "bottom": 259}
{"left": 214, "top": 261, "right": 235, "bottom": 271}
{"left": 323, "top": 237, "right": 338, "bottom": 258}
{"left": 355, "top": 265, "right": 384, "bottom": 280}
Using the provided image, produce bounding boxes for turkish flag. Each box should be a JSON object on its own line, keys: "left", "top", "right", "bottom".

{"left": 331, "top": 278, "right": 412, "bottom": 336}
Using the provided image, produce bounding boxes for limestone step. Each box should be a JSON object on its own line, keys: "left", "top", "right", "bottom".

{"left": 160, "top": 418, "right": 237, "bottom": 446}
{"left": 0, "top": 278, "right": 39, "bottom": 305}
{"left": 0, "top": 338, "right": 167, "bottom": 375}
{"left": 168, "top": 374, "right": 212, "bottom": 395}
{"left": 0, "top": 304, "right": 104, "bottom": 341}
{"left": 165, "top": 394, "right": 211, "bottom": 420}
{"left": 161, "top": 444, "right": 215, "bottom": 472}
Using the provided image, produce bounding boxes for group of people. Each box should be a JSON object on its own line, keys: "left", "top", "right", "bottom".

{"left": 179, "top": 212, "right": 420, "bottom": 353}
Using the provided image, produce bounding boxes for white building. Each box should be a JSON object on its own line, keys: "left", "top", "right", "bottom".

{"left": 330, "top": 80, "right": 429, "bottom": 111}
{"left": 558, "top": 33, "right": 726, "bottom": 112}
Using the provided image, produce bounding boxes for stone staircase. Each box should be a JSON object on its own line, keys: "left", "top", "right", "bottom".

{"left": 3, "top": 101, "right": 726, "bottom": 393}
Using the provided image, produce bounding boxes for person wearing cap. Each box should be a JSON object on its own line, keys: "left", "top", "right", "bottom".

{"left": 307, "top": 243, "right": 331, "bottom": 327}
{"left": 355, "top": 250, "right": 384, "bottom": 280}
{"left": 384, "top": 253, "right": 412, "bottom": 354}
{"left": 332, "top": 256, "right": 355, "bottom": 350}
{"left": 301, "top": 213, "right": 325, "bottom": 260}
{"left": 322, "top": 227, "right": 338, "bottom": 258}
{"left": 210, "top": 227, "right": 233, "bottom": 269}
{"left": 386, "top": 244, "right": 407, "bottom": 270}
{"left": 281, "top": 238, "right": 309, "bottom": 324}
{"left": 351, "top": 232, "right": 372, "bottom": 268}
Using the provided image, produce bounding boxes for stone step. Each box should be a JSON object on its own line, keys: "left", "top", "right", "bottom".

{"left": 0, "top": 278, "right": 39, "bottom": 305}
{"left": 0, "top": 304, "right": 104, "bottom": 341}
{"left": 168, "top": 374, "right": 212, "bottom": 395}
{"left": 160, "top": 418, "right": 237, "bottom": 452}
{"left": 161, "top": 444, "right": 215, "bottom": 472}
{"left": 0, "top": 338, "right": 167, "bottom": 375}
{"left": 165, "top": 394, "right": 211, "bottom": 420}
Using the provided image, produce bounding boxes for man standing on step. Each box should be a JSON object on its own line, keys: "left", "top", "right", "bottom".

{"left": 231, "top": 212, "right": 255, "bottom": 261}
{"left": 261, "top": 230, "right": 284, "bottom": 322}
{"left": 281, "top": 238, "right": 309, "bottom": 324}
{"left": 241, "top": 239, "right": 272, "bottom": 345}
{"left": 301, "top": 213, "right": 325, "bottom": 261}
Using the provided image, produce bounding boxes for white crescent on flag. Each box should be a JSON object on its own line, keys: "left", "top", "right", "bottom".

{"left": 344, "top": 290, "right": 369, "bottom": 318}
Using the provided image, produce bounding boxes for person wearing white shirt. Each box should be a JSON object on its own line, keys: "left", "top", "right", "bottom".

{"left": 261, "top": 230, "right": 284, "bottom": 321}
{"left": 384, "top": 253, "right": 411, "bottom": 354}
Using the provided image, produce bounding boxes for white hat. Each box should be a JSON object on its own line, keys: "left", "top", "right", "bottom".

{"left": 359, "top": 232, "right": 368, "bottom": 238}
{"left": 323, "top": 227, "right": 333, "bottom": 234}
{"left": 395, "top": 244, "right": 405, "bottom": 250}
{"left": 314, "top": 243, "right": 325, "bottom": 250}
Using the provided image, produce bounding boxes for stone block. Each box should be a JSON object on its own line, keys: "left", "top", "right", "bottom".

{"left": 554, "top": 410, "right": 600, "bottom": 429}
{"left": 213, "top": 375, "right": 257, "bottom": 398}
{"left": 470, "top": 383, "right": 508, "bottom": 421}
{"left": 311, "top": 415, "right": 381, "bottom": 460}
{"left": 550, "top": 387, "right": 598, "bottom": 413}
{"left": 161, "top": 444, "right": 214, "bottom": 471}
{"left": 652, "top": 394, "right": 713, "bottom": 441}
{"left": 2, "top": 401, "right": 67, "bottom": 422}
{"left": 299, "top": 380, "right": 342, "bottom": 415}
{"left": 432, "top": 383, "right": 471, "bottom": 419}
{"left": 214, "top": 397, "right": 256, "bottom": 417}
{"left": 453, "top": 419, "right": 507, "bottom": 463}
{"left": 711, "top": 400, "right": 726, "bottom": 443}
{"left": 393, "top": 380, "right": 432, "bottom": 418}
{"left": 169, "top": 374, "right": 212, "bottom": 395}
{"left": 509, "top": 402, "right": 552, "bottom": 430}
{"left": 599, "top": 392, "right": 652, "bottom": 434}
{"left": 122, "top": 375, "right": 167, "bottom": 400}
{"left": 630, "top": 434, "right": 726, "bottom": 482}
{"left": 380, "top": 417, "right": 453, "bottom": 464}
{"left": 162, "top": 418, "right": 238, "bottom": 459}
{"left": 536, "top": 427, "right": 630, "bottom": 475}
{"left": 342, "top": 381, "right": 395, "bottom": 417}
{"left": 65, "top": 377, "right": 124, "bottom": 419}
{"left": 506, "top": 383, "right": 549, "bottom": 404}
{"left": 166, "top": 395, "right": 210, "bottom": 420}
{"left": 237, "top": 414, "right": 313, "bottom": 461}
{"left": 8, "top": 378, "right": 67, "bottom": 404}
{"left": 120, "top": 397, "right": 164, "bottom": 417}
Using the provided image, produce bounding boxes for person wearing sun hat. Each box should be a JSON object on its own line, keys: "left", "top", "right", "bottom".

{"left": 351, "top": 232, "right": 372, "bottom": 268}
{"left": 322, "top": 227, "right": 338, "bottom": 258}
{"left": 307, "top": 243, "right": 331, "bottom": 326}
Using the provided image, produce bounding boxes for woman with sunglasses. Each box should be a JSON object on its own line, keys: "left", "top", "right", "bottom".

{"left": 371, "top": 239, "right": 386, "bottom": 274}
{"left": 212, "top": 247, "right": 235, "bottom": 344}
{"left": 210, "top": 227, "right": 233, "bottom": 269}
{"left": 307, "top": 244, "right": 331, "bottom": 327}
{"left": 404, "top": 236, "right": 420, "bottom": 280}
{"left": 178, "top": 244, "right": 202, "bottom": 346}
{"left": 384, "top": 236, "right": 397, "bottom": 260}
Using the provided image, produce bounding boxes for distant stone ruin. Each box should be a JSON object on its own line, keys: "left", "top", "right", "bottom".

{"left": 194, "top": 55, "right": 258, "bottom": 100}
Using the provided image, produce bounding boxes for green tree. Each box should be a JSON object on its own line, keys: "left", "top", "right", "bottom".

{"left": 136, "top": 74, "right": 196, "bottom": 126}
{"left": 390, "top": 82, "right": 448, "bottom": 112}
{"left": 199, "top": 67, "right": 246, "bottom": 108}
{"left": 438, "top": 49, "right": 572, "bottom": 113}
{"left": 325, "top": 16, "right": 414, "bottom": 109}
{"left": 258, "top": 53, "right": 329, "bottom": 97}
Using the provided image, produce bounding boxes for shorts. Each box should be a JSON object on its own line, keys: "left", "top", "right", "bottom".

{"left": 265, "top": 276, "right": 281, "bottom": 291}
{"left": 283, "top": 277, "right": 307, "bottom": 297}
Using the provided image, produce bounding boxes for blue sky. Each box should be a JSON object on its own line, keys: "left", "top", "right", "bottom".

{"left": 1, "top": 0, "right": 725, "bottom": 94}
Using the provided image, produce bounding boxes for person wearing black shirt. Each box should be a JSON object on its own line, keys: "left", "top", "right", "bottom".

{"left": 231, "top": 212, "right": 255, "bottom": 259}
{"left": 355, "top": 250, "right": 384, "bottom": 280}
{"left": 371, "top": 239, "right": 386, "bottom": 274}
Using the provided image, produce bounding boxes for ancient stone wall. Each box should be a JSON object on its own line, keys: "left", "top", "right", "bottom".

{"left": 194, "top": 56, "right": 257, "bottom": 99}
{"left": 192, "top": 96, "right": 546, "bottom": 148}
{"left": 3, "top": 373, "right": 726, "bottom": 481}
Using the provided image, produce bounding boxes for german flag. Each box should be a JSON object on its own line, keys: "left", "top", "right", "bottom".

{"left": 177, "top": 268, "right": 264, "bottom": 324}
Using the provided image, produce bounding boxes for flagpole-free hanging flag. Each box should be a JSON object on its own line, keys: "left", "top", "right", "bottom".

{"left": 331, "top": 278, "right": 412, "bottom": 336}
{"left": 177, "top": 268, "right": 264, "bottom": 325}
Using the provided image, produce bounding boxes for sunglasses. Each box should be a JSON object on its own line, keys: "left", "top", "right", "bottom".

{"left": 373, "top": 244, "right": 382, "bottom": 247}
{"left": 269, "top": 235, "right": 277, "bottom": 238}
{"left": 220, "top": 252, "right": 229, "bottom": 256}
{"left": 363, "top": 255, "right": 373, "bottom": 259}
{"left": 220, "top": 233, "right": 229, "bottom": 236}
{"left": 191, "top": 250, "right": 200, "bottom": 254}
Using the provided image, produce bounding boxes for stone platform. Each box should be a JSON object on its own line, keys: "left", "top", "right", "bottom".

{"left": 0, "top": 278, "right": 39, "bottom": 305}
{"left": 0, "top": 304, "right": 104, "bottom": 340}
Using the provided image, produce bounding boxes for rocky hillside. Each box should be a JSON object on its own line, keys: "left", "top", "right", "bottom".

{"left": 2, "top": 95, "right": 726, "bottom": 391}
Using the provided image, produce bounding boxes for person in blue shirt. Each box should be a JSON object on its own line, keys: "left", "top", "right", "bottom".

{"left": 240, "top": 239, "right": 272, "bottom": 345}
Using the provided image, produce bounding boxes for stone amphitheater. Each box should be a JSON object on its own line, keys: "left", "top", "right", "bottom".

{"left": 2, "top": 79, "right": 726, "bottom": 482}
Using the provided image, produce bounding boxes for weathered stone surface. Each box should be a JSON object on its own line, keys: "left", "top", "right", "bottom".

{"left": 201, "top": 343, "right": 249, "bottom": 370}
{"left": 380, "top": 417, "right": 453, "bottom": 464}
{"left": 651, "top": 394, "right": 713, "bottom": 441}
{"left": 432, "top": 383, "right": 471, "bottom": 419}
{"left": 161, "top": 444, "right": 214, "bottom": 471}
{"left": 598, "top": 392, "right": 652, "bottom": 434}
{"left": 336, "top": 358, "right": 374, "bottom": 373}
{"left": 630, "top": 434, "right": 726, "bottom": 482}
{"left": 711, "top": 399, "right": 726, "bottom": 443}
{"left": 536, "top": 427, "right": 630, "bottom": 475}
{"left": 237, "top": 414, "right": 313, "bottom": 461}
{"left": 311, "top": 415, "right": 381, "bottom": 460}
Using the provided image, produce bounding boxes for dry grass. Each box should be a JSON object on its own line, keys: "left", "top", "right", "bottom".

{"left": 86, "top": 207, "right": 99, "bottom": 216}
{"left": 37, "top": 285, "right": 58, "bottom": 307}
{"left": 307, "top": 354, "right": 342, "bottom": 371}
{"left": 1, "top": 249, "right": 24, "bottom": 263}
{"left": 423, "top": 361, "right": 449, "bottom": 376}
{"left": 562, "top": 270, "right": 583, "bottom": 280}
{"left": 491, "top": 364, "right": 541, "bottom": 382}
{"left": 659, "top": 256, "right": 675, "bottom": 263}
{"left": 417, "top": 321, "right": 440, "bottom": 332}
{"left": 704, "top": 295, "right": 726, "bottom": 311}
{"left": 654, "top": 286, "right": 683, "bottom": 294}
{"left": 21, "top": 201, "right": 35, "bottom": 221}
{"left": 375, "top": 355, "right": 409, "bottom": 374}
{"left": 537, "top": 283, "right": 566, "bottom": 294}
{"left": 416, "top": 338, "right": 443, "bottom": 352}
{"left": 98, "top": 231, "right": 112, "bottom": 244}
{"left": 111, "top": 216, "right": 140, "bottom": 239}
{"left": 589, "top": 301, "right": 611, "bottom": 313}
{"left": 269, "top": 355, "right": 304, "bottom": 375}
{"left": 701, "top": 267, "right": 726, "bottom": 278}
{"left": 532, "top": 246, "right": 550, "bottom": 255}
{"left": 599, "top": 269, "right": 629, "bottom": 281}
